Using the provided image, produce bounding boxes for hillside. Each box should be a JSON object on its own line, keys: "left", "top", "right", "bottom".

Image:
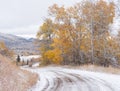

{"left": 0, "top": 55, "right": 37, "bottom": 91}
{"left": 0, "top": 32, "right": 39, "bottom": 55}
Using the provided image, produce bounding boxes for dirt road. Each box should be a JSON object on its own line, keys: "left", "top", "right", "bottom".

{"left": 25, "top": 67, "right": 120, "bottom": 91}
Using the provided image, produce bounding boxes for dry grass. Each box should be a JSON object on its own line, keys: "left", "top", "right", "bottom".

{"left": 63, "top": 64, "right": 120, "bottom": 74}
{"left": 0, "top": 55, "right": 38, "bottom": 91}
{"left": 80, "top": 65, "right": 120, "bottom": 74}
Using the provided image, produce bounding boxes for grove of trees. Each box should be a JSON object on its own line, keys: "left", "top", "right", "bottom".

{"left": 37, "top": 0, "right": 120, "bottom": 66}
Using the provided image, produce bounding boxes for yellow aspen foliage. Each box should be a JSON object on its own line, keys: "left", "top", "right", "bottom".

{"left": 37, "top": 0, "right": 116, "bottom": 65}
{"left": 0, "top": 41, "right": 6, "bottom": 50}
{"left": 44, "top": 48, "right": 62, "bottom": 64}
{"left": 0, "top": 41, "right": 14, "bottom": 58}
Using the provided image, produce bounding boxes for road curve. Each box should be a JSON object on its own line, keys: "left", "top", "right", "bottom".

{"left": 25, "top": 67, "right": 120, "bottom": 91}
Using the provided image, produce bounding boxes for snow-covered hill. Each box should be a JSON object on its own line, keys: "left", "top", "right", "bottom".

{"left": 0, "top": 32, "right": 39, "bottom": 55}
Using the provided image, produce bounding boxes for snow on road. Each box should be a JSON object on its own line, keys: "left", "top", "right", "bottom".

{"left": 24, "top": 67, "right": 120, "bottom": 91}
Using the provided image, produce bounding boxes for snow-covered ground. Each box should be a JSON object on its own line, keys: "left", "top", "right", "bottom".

{"left": 23, "top": 66, "right": 120, "bottom": 91}
{"left": 19, "top": 55, "right": 40, "bottom": 62}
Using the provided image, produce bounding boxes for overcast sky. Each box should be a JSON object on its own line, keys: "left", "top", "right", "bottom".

{"left": 0, "top": 0, "right": 78, "bottom": 38}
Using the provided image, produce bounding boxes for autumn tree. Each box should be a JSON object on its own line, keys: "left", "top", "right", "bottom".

{"left": 82, "top": 0, "right": 115, "bottom": 64}
{"left": 114, "top": 31, "right": 120, "bottom": 64}
{"left": 0, "top": 41, "right": 14, "bottom": 58}
{"left": 37, "top": 18, "right": 56, "bottom": 64}
{"left": 37, "top": 0, "right": 115, "bottom": 66}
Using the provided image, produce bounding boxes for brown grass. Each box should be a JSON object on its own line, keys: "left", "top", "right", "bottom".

{"left": 0, "top": 55, "right": 38, "bottom": 91}
{"left": 63, "top": 64, "right": 120, "bottom": 74}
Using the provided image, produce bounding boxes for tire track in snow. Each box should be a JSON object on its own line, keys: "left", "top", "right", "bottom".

{"left": 24, "top": 67, "right": 120, "bottom": 91}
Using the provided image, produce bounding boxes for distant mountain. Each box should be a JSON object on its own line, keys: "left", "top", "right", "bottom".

{"left": 0, "top": 32, "right": 39, "bottom": 55}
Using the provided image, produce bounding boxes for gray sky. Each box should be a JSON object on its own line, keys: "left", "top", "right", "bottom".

{"left": 0, "top": 0, "right": 78, "bottom": 38}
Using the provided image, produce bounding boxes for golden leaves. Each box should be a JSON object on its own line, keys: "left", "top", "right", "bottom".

{"left": 44, "top": 48, "right": 62, "bottom": 64}
{"left": 37, "top": 0, "right": 117, "bottom": 65}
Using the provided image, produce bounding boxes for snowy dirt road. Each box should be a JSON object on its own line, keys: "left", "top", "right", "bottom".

{"left": 25, "top": 67, "right": 120, "bottom": 91}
